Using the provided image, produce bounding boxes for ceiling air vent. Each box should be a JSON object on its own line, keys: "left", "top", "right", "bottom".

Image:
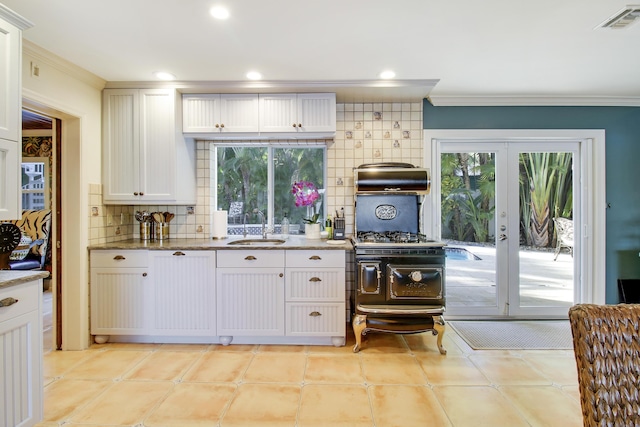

{"left": 598, "top": 5, "right": 640, "bottom": 29}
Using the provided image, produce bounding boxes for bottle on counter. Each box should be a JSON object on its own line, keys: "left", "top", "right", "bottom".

{"left": 325, "top": 214, "right": 333, "bottom": 239}
{"left": 281, "top": 212, "right": 290, "bottom": 237}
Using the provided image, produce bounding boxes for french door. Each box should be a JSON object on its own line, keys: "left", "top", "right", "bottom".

{"left": 438, "top": 141, "right": 580, "bottom": 318}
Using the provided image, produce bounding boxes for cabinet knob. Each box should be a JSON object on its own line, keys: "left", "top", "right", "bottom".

{"left": 292, "top": 124, "right": 297, "bottom": 128}
{"left": 215, "top": 124, "right": 220, "bottom": 128}
{"left": 139, "top": 192, "right": 144, "bottom": 196}
{"left": 142, "top": 272, "right": 147, "bottom": 277}
{"left": 279, "top": 273, "right": 284, "bottom": 278}
{"left": 133, "top": 192, "right": 139, "bottom": 196}
{"left": 309, "top": 255, "right": 322, "bottom": 260}
{"left": 220, "top": 123, "right": 225, "bottom": 128}
{"left": 113, "top": 255, "right": 126, "bottom": 260}
{"left": 245, "top": 255, "right": 257, "bottom": 260}
{"left": 0, "top": 297, "right": 19, "bottom": 307}
{"left": 173, "top": 251, "right": 186, "bottom": 256}
{"left": 309, "top": 311, "right": 322, "bottom": 317}
{"left": 298, "top": 123, "right": 302, "bottom": 128}
{"left": 309, "top": 277, "right": 322, "bottom": 282}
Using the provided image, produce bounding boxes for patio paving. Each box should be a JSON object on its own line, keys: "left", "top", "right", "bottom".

{"left": 445, "top": 243, "right": 574, "bottom": 311}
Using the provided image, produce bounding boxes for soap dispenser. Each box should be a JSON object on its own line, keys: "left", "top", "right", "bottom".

{"left": 281, "top": 212, "right": 290, "bottom": 237}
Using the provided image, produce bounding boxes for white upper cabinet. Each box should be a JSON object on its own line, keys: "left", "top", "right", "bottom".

{"left": 0, "top": 7, "right": 31, "bottom": 221}
{"left": 259, "top": 93, "right": 336, "bottom": 133}
{"left": 0, "top": 14, "right": 20, "bottom": 142}
{"left": 182, "top": 94, "right": 259, "bottom": 133}
{"left": 102, "top": 88, "right": 196, "bottom": 205}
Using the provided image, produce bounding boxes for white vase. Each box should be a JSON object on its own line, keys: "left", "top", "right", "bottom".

{"left": 305, "top": 223, "right": 321, "bottom": 239}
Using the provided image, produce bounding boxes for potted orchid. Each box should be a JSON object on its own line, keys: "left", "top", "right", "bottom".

{"left": 292, "top": 181, "right": 322, "bottom": 238}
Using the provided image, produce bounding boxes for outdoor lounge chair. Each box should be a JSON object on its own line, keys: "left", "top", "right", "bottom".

{"left": 569, "top": 304, "right": 640, "bottom": 427}
{"left": 553, "top": 217, "right": 573, "bottom": 261}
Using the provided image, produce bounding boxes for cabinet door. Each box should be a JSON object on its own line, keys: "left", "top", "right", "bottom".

{"left": 0, "top": 15, "right": 20, "bottom": 142}
{"left": 150, "top": 250, "right": 216, "bottom": 335}
{"left": 258, "top": 94, "right": 298, "bottom": 132}
{"left": 219, "top": 94, "right": 259, "bottom": 132}
{"left": 102, "top": 89, "right": 141, "bottom": 202}
{"left": 182, "top": 94, "right": 221, "bottom": 133}
{"left": 216, "top": 268, "right": 284, "bottom": 336}
{"left": 0, "top": 137, "right": 20, "bottom": 220}
{"left": 297, "top": 93, "right": 336, "bottom": 132}
{"left": 0, "top": 310, "right": 43, "bottom": 427}
{"left": 139, "top": 89, "right": 176, "bottom": 201}
{"left": 90, "top": 267, "right": 150, "bottom": 334}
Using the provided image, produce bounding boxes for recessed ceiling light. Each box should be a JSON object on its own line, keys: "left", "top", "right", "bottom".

{"left": 246, "top": 71, "right": 262, "bottom": 80}
{"left": 379, "top": 70, "right": 396, "bottom": 79}
{"left": 153, "top": 71, "right": 176, "bottom": 81}
{"left": 210, "top": 5, "right": 230, "bottom": 20}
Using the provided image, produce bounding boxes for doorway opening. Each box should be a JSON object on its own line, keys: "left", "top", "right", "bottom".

{"left": 21, "top": 109, "right": 61, "bottom": 351}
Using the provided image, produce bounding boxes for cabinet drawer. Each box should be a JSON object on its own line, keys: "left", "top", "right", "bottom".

{"left": 285, "top": 268, "right": 344, "bottom": 301}
{"left": 217, "top": 250, "right": 284, "bottom": 268}
{"left": 286, "top": 250, "right": 345, "bottom": 268}
{"left": 285, "top": 302, "right": 345, "bottom": 336}
{"left": 0, "top": 280, "right": 39, "bottom": 323}
{"left": 91, "top": 250, "right": 148, "bottom": 268}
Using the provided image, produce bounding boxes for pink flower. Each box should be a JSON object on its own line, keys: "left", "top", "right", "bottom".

{"left": 292, "top": 181, "right": 321, "bottom": 223}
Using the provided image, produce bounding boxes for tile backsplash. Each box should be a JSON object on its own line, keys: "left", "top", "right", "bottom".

{"left": 88, "top": 102, "right": 423, "bottom": 245}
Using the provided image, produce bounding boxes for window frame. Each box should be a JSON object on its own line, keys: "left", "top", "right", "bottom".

{"left": 212, "top": 142, "right": 327, "bottom": 233}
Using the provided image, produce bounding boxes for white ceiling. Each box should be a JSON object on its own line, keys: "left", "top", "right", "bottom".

{"left": 3, "top": 0, "right": 640, "bottom": 105}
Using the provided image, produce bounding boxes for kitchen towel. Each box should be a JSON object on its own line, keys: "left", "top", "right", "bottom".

{"left": 212, "top": 210, "right": 228, "bottom": 239}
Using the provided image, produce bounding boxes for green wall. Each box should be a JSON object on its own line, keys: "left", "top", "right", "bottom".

{"left": 423, "top": 101, "right": 640, "bottom": 304}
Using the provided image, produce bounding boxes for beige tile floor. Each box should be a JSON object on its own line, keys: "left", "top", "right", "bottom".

{"left": 36, "top": 326, "right": 583, "bottom": 427}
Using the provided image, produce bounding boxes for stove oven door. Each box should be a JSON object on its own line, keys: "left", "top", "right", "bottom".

{"left": 387, "top": 264, "right": 444, "bottom": 306}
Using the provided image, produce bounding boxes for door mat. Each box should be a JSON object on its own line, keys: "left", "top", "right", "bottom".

{"left": 449, "top": 320, "right": 573, "bottom": 350}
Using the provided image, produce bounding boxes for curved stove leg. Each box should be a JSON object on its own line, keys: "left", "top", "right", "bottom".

{"left": 352, "top": 314, "right": 367, "bottom": 353}
{"left": 433, "top": 315, "right": 447, "bottom": 355}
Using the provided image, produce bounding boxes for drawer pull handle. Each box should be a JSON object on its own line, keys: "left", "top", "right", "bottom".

{"left": 309, "top": 277, "right": 322, "bottom": 282}
{"left": 245, "top": 255, "right": 257, "bottom": 260}
{"left": 309, "top": 311, "right": 322, "bottom": 317}
{"left": 173, "top": 251, "right": 186, "bottom": 256}
{"left": 0, "top": 297, "right": 19, "bottom": 307}
{"left": 309, "top": 255, "right": 322, "bottom": 260}
{"left": 142, "top": 272, "right": 148, "bottom": 277}
{"left": 113, "top": 255, "right": 126, "bottom": 260}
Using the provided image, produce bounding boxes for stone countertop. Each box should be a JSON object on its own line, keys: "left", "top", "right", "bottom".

{"left": 0, "top": 270, "right": 50, "bottom": 290}
{"left": 88, "top": 235, "right": 353, "bottom": 251}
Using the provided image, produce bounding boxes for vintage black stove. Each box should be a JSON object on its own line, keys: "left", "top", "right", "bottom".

{"left": 351, "top": 163, "right": 447, "bottom": 354}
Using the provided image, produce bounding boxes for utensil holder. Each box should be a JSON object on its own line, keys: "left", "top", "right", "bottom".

{"left": 140, "top": 222, "right": 151, "bottom": 240}
{"left": 156, "top": 223, "right": 169, "bottom": 240}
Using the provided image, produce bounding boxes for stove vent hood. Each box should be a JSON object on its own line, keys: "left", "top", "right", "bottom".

{"left": 354, "top": 162, "right": 431, "bottom": 195}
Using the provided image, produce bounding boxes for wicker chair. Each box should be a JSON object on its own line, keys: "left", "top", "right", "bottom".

{"left": 569, "top": 304, "right": 640, "bottom": 427}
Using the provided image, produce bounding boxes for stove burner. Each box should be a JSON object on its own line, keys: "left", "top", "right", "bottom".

{"left": 357, "top": 231, "right": 433, "bottom": 244}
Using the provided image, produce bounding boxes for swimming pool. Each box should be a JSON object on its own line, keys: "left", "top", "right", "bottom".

{"left": 445, "top": 247, "right": 482, "bottom": 261}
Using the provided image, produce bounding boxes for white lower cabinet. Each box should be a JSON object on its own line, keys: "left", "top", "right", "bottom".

{"left": 150, "top": 250, "right": 216, "bottom": 336}
{"left": 216, "top": 251, "right": 285, "bottom": 341}
{"left": 90, "top": 251, "right": 151, "bottom": 338}
{"left": 285, "top": 250, "right": 345, "bottom": 345}
{"left": 90, "top": 248, "right": 345, "bottom": 346}
{"left": 0, "top": 279, "right": 43, "bottom": 427}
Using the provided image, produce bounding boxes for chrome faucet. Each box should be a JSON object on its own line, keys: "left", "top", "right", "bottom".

{"left": 243, "top": 212, "right": 251, "bottom": 238}
{"left": 254, "top": 209, "right": 268, "bottom": 239}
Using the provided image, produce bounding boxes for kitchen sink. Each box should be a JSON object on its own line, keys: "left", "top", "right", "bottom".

{"left": 227, "top": 238, "right": 286, "bottom": 246}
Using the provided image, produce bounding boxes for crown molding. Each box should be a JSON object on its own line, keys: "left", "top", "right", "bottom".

{"left": 105, "top": 79, "right": 440, "bottom": 103}
{"left": 0, "top": 4, "right": 34, "bottom": 30}
{"left": 428, "top": 95, "right": 640, "bottom": 107}
{"left": 23, "top": 40, "right": 106, "bottom": 90}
